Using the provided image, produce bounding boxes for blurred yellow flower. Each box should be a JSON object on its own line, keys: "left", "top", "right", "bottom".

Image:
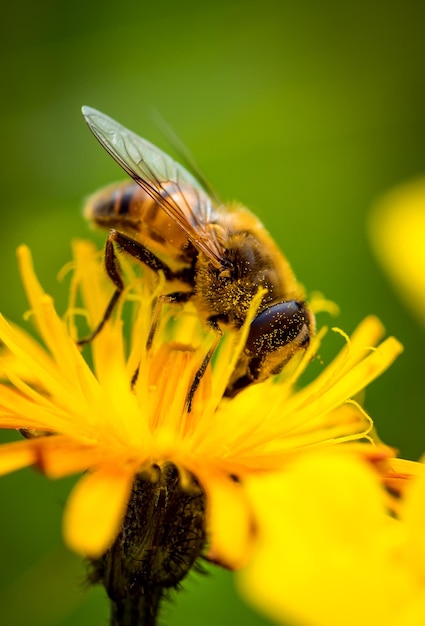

{"left": 370, "top": 178, "right": 425, "bottom": 326}
{"left": 238, "top": 450, "right": 425, "bottom": 626}
{"left": 0, "top": 241, "right": 402, "bottom": 569}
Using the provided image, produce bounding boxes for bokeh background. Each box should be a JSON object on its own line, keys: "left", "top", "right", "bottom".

{"left": 1, "top": 1, "right": 425, "bottom": 624}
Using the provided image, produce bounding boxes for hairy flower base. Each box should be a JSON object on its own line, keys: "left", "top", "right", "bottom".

{"left": 0, "top": 242, "right": 403, "bottom": 571}
{"left": 89, "top": 464, "right": 206, "bottom": 625}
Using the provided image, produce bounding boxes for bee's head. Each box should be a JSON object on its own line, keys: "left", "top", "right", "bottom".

{"left": 225, "top": 300, "right": 314, "bottom": 397}
{"left": 245, "top": 300, "right": 312, "bottom": 357}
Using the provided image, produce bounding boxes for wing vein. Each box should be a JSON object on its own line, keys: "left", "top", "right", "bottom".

{"left": 82, "top": 106, "right": 226, "bottom": 268}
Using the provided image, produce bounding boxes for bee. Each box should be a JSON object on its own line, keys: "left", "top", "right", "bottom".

{"left": 81, "top": 106, "right": 314, "bottom": 401}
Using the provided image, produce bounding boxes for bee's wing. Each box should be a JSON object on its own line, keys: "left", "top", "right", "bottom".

{"left": 82, "top": 106, "right": 224, "bottom": 268}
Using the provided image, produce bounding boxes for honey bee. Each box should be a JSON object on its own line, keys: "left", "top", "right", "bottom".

{"left": 81, "top": 106, "right": 314, "bottom": 401}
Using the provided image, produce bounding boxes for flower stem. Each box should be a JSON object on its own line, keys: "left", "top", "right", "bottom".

{"left": 110, "top": 586, "right": 164, "bottom": 626}
{"left": 89, "top": 464, "right": 206, "bottom": 626}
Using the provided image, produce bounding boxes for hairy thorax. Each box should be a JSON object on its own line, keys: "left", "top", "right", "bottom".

{"left": 194, "top": 228, "right": 287, "bottom": 327}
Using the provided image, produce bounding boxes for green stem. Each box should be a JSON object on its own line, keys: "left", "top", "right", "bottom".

{"left": 110, "top": 586, "right": 164, "bottom": 626}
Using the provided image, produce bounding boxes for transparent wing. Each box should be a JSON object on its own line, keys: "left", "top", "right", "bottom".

{"left": 82, "top": 106, "right": 224, "bottom": 267}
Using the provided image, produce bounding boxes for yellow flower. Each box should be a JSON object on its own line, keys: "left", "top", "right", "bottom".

{"left": 238, "top": 450, "right": 425, "bottom": 626}
{"left": 0, "top": 241, "right": 402, "bottom": 568}
{"left": 369, "top": 178, "right": 425, "bottom": 327}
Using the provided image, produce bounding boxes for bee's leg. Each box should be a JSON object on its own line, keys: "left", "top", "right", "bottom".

{"left": 78, "top": 229, "right": 177, "bottom": 346}
{"left": 109, "top": 230, "right": 177, "bottom": 280}
{"left": 78, "top": 236, "right": 124, "bottom": 345}
{"left": 146, "top": 291, "right": 193, "bottom": 351}
{"left": 131, "top": 290, "right": 193, "bottom": 388}
{"left": 185, "top": 319, "right": 222, "bottom": 413}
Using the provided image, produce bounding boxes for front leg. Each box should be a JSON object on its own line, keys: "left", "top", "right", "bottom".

{"left": 78, "top": 229, "right": 181, "bottom": 345}
{"left": 110, "top": 229, "right": 177, "bottom": 280}
{"left": 185, "top": 318, "right": 222, "bottom": 412}
{"left": 131, "top": 290, "right": 194, "bottom": 388}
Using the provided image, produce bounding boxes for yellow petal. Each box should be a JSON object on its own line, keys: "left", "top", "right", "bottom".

{"left": 69, "top": 240, "right": 110, "bottom": 331}
{"left": 402, "top": 457, "right": 425, "bottom": 580}
{"left": 238, "top": 451, "right": 396, "bottom": 626}
{"left": 370, "top": 178, "right": 425, "bottom": 326}
{"left": 197, "top": 467, "right": 254, "bottom": 569}
{"left": 63, "top": 463, "right": 136, "bottom": 557}
{"left": 0, "top": 435, "right": 107, "bottom": 479}
{"left": 0, "top": 439, "right": 39, "bottom": 474}
{"left": 16, "top": 247, "right": 99, "bottom": 393}
{"left": 31, "top": 436, "right": 108, "bottom": 478}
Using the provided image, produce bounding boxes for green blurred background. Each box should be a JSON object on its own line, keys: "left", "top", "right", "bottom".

{"left": 1, "top": 0, "right": 425, "bottom": 624}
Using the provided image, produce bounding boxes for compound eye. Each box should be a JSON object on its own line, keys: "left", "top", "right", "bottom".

{"left": 245, "top": 301, "right": 311, "bottom": 357}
